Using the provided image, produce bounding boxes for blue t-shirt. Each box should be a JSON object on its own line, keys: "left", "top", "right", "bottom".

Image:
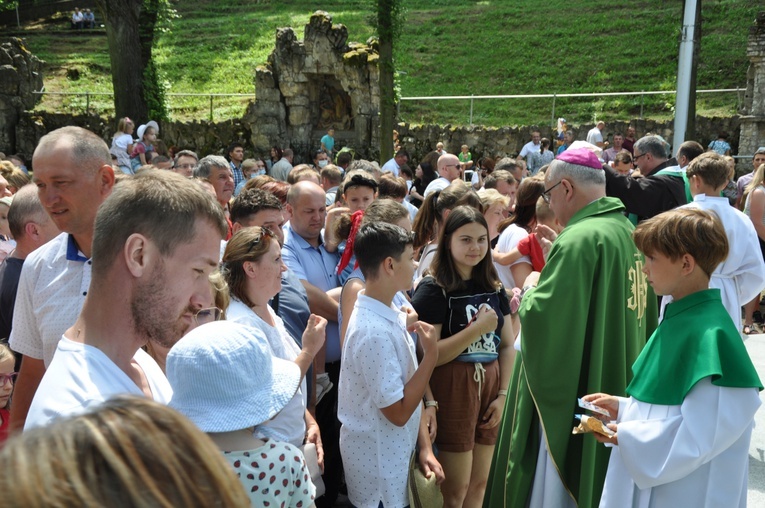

{"left": 321, "top": 134, "right": 335, "bottom": 154}
{"left": 708, "top": 139, "right": 731, "bottom": 155}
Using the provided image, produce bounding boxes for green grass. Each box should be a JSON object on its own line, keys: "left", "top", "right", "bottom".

{"left": 9, "top": 0, "right": 759, "bottom": 127}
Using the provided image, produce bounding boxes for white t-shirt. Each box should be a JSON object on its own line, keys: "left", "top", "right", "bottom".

{"left": 226, "top": 299, "right": 307, "bottom": 447}
{"left": 25, "top": 336, "right": 172, "bottom": 430}
{"left": 494, "top": 223, "right": 531, "bottom": 289}
{"left": 381, "top": 157, "right": 400, "bottom": 176}
{"left": 586, "top": 127, "right": 603, "bottom": 145}
{"left": 519, "top": 141, "right": 540, "bottom": 158}
{"left": 110, "top": 133, "right": 134, "bottom": 169}
{"left": 423, "top": 176, "right": 450, "bottom": 199}
{"left": 10, "top": 233, "right": 91, "bottom": 367}
{"left": 339, "top": 292, "right": 421, "bottom": 508}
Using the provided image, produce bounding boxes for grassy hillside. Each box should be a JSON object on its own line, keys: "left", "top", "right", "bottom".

{"left": 10, "top": 0, "right": 760, "bottom": 127}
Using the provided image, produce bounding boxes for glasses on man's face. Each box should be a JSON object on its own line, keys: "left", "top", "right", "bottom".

{"left": 194, "top": 307, "right": 223, "bottom": 326}
{"left": 247, "top": 227, "right": 275, "bottom": 253}
{"left": 633, "top": 153, "right": 648, "bottom": 164}
{"left": 0, "top": 372, "right": 18, "bottom": 386}
{"left": 542, "top": 181, "right": 562, "bottom": 203}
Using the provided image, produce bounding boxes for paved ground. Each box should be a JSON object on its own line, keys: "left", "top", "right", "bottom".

{"left": 745, "top": 332, "right": 765, "bottom": 506}
{"left": 331, "top": 333, "right": 765, "bottom": 507}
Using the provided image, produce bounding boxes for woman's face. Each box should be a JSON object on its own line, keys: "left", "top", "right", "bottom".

{"left": 247, "top": 239, "right": 287, "bottom": 301}
{"left": 0, "top": 204, "right": 10, "bottom": 238}
{"left": 0, "top": 355, "right": 15, "bottom": 409}
{"left": 271, "top": 148, "right": 278, "bottom": 158}
{"left": 415, "top": 165, "right": 423, "bottom": 179}
{"left": 483, "top": 203, "right": 505, "bottom": 238}
{"left": 449, "top": 221, "right": 489, "bottom": 279}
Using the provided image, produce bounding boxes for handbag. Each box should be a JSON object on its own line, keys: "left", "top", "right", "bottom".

{"left": 407, "top": 450, "right": 443, "bottom": 508}
{"left": 299, "top": 442, "right": 325, "bottom": 497}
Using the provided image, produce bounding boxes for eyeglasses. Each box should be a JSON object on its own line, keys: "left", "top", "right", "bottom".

{"left": 194, "top": 307, "right": 223, "bottom": 326}
{"left": 633, "top": 153, "right": 648, "bottom": 163}
{"left": 0, "top": 372, "right": 18, "bottom": 385}
{"left": 247, "top": 227, "right": 275, "bottom": 252}
{"left": 542, "top": 181, "right": 562, "bottom": 203}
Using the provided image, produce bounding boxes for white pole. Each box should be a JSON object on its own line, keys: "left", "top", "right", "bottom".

{"left": 673, "top": 0, "right": 698, "bottom": 154}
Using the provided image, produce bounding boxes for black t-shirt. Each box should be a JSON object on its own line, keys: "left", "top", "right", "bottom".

{"left": 0, "top": 257, "right": 24, "bottom": 342}
{"left": 411, "top": 276, "right": 510, "bottom": 362}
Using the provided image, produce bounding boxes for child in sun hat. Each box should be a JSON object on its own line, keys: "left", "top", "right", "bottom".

{"left": 130, "top": 120, "right": 159, "bottom": 172}
{"left": 167, "top": 320, "right": 316, "bottom": 508}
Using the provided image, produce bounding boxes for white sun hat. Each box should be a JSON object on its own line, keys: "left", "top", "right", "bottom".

{"left": 136, "top": 120, "right": 159, "bottom": 142}
{"left": 167, "top": 320, "right": 301, "bottom": 433}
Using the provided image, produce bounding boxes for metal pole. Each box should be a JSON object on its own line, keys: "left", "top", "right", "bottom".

{"left": 209, "top": 95, "right": 214, "bottom": 122}
{"left": 640, "top": 92, "right": 644, "bottom": 119}
{"left": 86, "top": 92, "right": 90, "bottom": 115}
{"left": 672, "top": 0, "right": 698, "bottom": 151}
{"left": 551, "top": 93, "right": 556, "bottom": 126}
{"left": 16, "top": 5, "right": 20, "bottom": 28}
{"left": 469, "top": 95, "right": 474, "bottom": 125}
{"left": 736, "top": 87, "right": 741, "bottom": 113}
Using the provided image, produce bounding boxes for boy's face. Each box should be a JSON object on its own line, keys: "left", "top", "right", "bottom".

{"left": 613, "top": 161, "right": 632, "bottom": 175}
{"left": 344, "top": 186, "right": 376, "bottom": 213}
{"left": 641, "top": 251, "right": 685, "bottom": 297}
{"left": 392, "top": 244, "right": 416, "bottom": 292}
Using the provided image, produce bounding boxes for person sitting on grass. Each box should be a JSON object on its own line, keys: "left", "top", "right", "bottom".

{"left": 583, "top": 208, "right": 762, "bottom": 507}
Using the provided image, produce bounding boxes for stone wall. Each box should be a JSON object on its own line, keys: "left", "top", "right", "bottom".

{"left": 738, "top": 11, "right": 765, "bottom": 171}
{"left": 14, "top": 110, "right": 741, "bottom": 172}
{"left": 0, "top": 38, "right": 43, "bottom": 154}
{"left": 243, "top": 11, "right": 380, "bottom": 161}
{"left": 396, "top": 116, "right": 742, "bottom": 168}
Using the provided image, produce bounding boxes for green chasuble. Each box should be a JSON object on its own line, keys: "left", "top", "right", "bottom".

{"left": 627, "top": 289, "right": 762, "bottom": 404}
{"left": 485, "top": 197, "right": 658, "bottom": 508}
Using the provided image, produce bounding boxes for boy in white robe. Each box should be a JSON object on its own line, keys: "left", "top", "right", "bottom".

{"left": 584, "top": 208, "right": 762, "bottom": 508}
{"left": 659, "top": 152, "right": 765, "bottom": 332}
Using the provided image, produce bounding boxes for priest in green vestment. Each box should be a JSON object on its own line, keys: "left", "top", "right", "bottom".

{"left": 484, "top": 148, "right": 658, "bottom": 508}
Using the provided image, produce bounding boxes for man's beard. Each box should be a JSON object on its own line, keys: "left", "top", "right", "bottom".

{"left": 131, "top": 262, "right": 191, "bottom": 349}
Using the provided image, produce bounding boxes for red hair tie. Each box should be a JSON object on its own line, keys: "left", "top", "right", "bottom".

{"left": 337, "top": 210, "right": 365, "bottom": 275}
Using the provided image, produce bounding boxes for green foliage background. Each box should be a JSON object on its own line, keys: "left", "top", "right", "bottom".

{"left": 17, "top": 0, "right": 760, "bottom": 127}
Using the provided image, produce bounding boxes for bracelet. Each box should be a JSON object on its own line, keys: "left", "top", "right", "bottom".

{"left": 519, "top": 284, "right": 536, "bottom": 303}
{"left": 497, "top": 389, "right": 508, "bottom": 397}
{"left": 424, "top": 400, "right": 439, "bottom": 411}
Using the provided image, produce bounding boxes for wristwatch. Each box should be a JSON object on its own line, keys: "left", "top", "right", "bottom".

{"left": 424, "top": 400, "right": 439, "bottom": 411}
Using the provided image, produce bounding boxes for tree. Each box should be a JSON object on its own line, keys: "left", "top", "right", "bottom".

{"left": 93, "top": 0, "right": 172, "bottom": 123}
{"left": 375, "top": 0, "right": 404, "bottom": 163}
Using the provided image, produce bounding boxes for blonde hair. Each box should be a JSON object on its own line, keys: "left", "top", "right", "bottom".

{"left": 477, "top": 188, "right": 510, "bottom": 210}
{"left": 221, "top": 226, "right": 275, "bottom": 308}
{"left": 209, "top": 270, "right": 230, "bottom": 319}
{"left": 535, "top": 195, "right": 555, "bottom": 223}
{"left": 116, "top": 117, "right": 134, "bottom": 134}
{"left": 0, "top": 395, "right": 249, "bottom": 507}
{"left": 745, "top": 163, "right": 765, "bottom": 196}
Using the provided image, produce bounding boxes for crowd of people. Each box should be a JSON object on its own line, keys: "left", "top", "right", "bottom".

{"left": 0, "top": 119, "right": 762, "bottom": 508}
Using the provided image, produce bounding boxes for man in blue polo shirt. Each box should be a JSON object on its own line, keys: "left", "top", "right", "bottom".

{"left": 281, "top": 180, "right": 343, "bottom": 508}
